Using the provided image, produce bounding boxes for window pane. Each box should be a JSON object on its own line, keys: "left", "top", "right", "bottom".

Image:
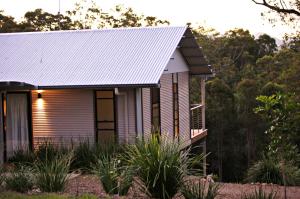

{"left": 98, "top": 130, "right": 115, "bottom": 143}
{"left": 97, "top": 99, "right": 114, "bottom": 121}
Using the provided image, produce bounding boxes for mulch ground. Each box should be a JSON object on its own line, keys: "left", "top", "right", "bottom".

{"left": 65, "top": 175, "right": 300, "bottom": 199}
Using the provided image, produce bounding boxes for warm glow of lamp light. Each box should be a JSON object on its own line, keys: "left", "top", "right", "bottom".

{"left": 37, "top": 90, "right": 44, "bottom": 110}
{"left": 37, "top": 98, "right": 44, "bottom": 110}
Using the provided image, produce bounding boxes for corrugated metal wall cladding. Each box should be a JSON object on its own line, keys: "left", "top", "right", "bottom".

{"left": 178, "top": 72, "right": 191, "bottom": 147}
{"left": 160, "top": 74, "right": 173, "bottom": 138}
{"left": 0, "top": 27, "right": 187, "bottom": 86}
{"left": 31, "top": 90, "right": 95, "bottom": 146}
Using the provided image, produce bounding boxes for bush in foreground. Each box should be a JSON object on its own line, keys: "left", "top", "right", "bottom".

{"left": 181, "top": 179, "right": 220, "bottom": 199}
{"left": 241, "top": 187, "right": 277, "bottom": 199}
{"left": 245, "top": 155, "right": 300, "bottom": 186}
{"left": 122, "top": 134, "right": 204, "bottom": 199}
{"left": 5, "top": 166, "right": 34, "bottom": 193}
{"left": 33, "top": 152, "right": 73, "bottom": 192}
{"left": 92, "top": 155, "right": 132, "bottom": 196}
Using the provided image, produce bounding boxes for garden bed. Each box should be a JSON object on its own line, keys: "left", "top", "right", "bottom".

{"left": 64, "top": 174, "right": 300, "bottom": 199}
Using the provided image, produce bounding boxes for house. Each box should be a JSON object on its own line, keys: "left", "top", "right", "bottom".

{"left": 0, "top": 26, "right": 212, "bottom": 163}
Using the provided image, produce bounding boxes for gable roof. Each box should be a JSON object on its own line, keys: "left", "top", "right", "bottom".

{"left": 0, "top": 26, "right": 211, "bottom": 89}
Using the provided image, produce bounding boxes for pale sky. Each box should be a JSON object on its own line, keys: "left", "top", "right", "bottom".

{"left": 0, "top": 0, "right": 296, "bottom": 39}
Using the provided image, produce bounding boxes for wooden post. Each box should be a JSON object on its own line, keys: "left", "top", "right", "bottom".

{"left": 203, "top": 139, "right": 207, "bottom": 176}
{"left": 201, "top": 78, "right": 205, "bottom": 130}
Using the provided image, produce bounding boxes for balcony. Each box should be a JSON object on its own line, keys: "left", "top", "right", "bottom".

{"left": 190, "top": 104, "right": 207, "bottom": 143}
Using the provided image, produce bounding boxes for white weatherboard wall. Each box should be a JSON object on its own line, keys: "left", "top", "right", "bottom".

{"left": 116, "top": 88, "right": 136, "bottom": 144}
{"left": 31, "top": 90, "right": 95, "bottom": 147}
{"left": 163, "top": 49, "right": 189, "bottom": 74}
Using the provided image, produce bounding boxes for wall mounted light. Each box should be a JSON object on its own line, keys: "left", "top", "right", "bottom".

{"left": 38, "top": 93, "right": 42, "bottom": 99}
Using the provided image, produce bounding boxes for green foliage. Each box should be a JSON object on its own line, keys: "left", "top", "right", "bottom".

{"left": 36, "top": 141, "right": 66, "bottom": 162}
{"left": 245, "top": 154, "right": 300, "bottom": 185}
{"left": 122, "top": 134, "right": 203, "bottom": 199}
{"left": 241, "top": 187, "right": 277, "bottom": 199}
{"left": 8, "top": 149, "right": 35, "bottom": 167}
{"left": 5, "top": 166, "right": 34, "bottom": 193}
{"left": 71, "top": 141, "right": 95, "bottom": 172}
{"left": 0, "top": 166, "right": 5, "bottom": 187}
{"left": 92, "top": 156, "right": 132, "bottom": 195}
{"left": 33, "top": 152, "right": 73, "bottom": 192}
{"left": 181, "top": 180, "right": 220, "bottom": 199}
{"left": 255, "top": 93, "right": 300, "bottom": 160}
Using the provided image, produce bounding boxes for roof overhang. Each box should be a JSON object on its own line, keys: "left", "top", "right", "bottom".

{"left": 179, "top": 28, "right": 213, "bottom": 76}
{"left": 0, "top": 81, "right": 37, "bottom": 90}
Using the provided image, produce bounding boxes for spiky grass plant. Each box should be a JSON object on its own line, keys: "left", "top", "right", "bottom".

{"left": 245, "top": 155, "right": 300, "bottom": 185}
{"left": 0, "top": 166, "right": 5, "bottom": 187}
{"left": 122, "top": 134, "right": 204, "bottom": 199}
{"left": 181, "top": 179, "right": 220, "bottom": 199}
{"left": 92, "top": 155, "right": 132, "bottom": 196}
{"left": 33, "top": 152, "right": 73, "bottom": 192}
{"left": 7, "top": 149, "right": 35, "bottom": 167}
{"left": 5, "top": 165, "right": 34, "bottom": 193}
{"left": 241, "top": 187, "right": 277, "bottom": 199}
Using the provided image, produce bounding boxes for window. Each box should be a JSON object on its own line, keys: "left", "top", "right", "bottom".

{"left": 95, "top": 91, "right": 115, "bottom": 143}
{"left": 151, "top": 87, "right": 160, "bottom": 133}
{"left": 173, "top": 74, "right": 179, "bottom": 139}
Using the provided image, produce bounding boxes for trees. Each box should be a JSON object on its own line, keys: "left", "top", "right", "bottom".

{"left": 251, "top": 0, "right": 300, "bottom": 25}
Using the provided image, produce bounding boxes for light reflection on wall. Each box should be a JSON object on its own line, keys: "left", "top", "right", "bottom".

{"left": 33, "top": 90, "right": 52, "bottom": 144}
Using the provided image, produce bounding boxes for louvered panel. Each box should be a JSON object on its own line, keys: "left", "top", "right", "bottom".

{"left": 31, "top": 89, "right": 95, "bottom": 148}
{"left": 160, "top": 74, "right": 173, "bottom": 139}
{"left": 117, "top": 94, "right": 126, "bottom": 144}
{"left": 142, "top": 88, "right": 151, "bottom": 140}
{"left": 127, "top": 89, "right": 137, "bottom": 144}
{"left": 178, "top": 72, "right": 191, "bottom": 147}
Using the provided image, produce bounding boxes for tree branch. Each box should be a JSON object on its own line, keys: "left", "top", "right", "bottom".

{"left": 251, "top": 0, "right": 300, "bottom": 16}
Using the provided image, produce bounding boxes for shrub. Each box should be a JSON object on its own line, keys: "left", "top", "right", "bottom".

{"left": 245, "top": 155, "right": 300, "bottom": 185}
{"left": 7, "top": 149, "right": 35, "bottom": 167}
{"left": 33, "top": 152, "right": 73, "bottom": 192}
{"left": 92, "top": 155, "right": 132, "bottom": 195}
{"left": 122, "top": 134, "right": 203, "bottom": 199}
{"left": 36, "top": 141, "right": 68, "bottom": 162}
{"left": 5, "top": 166, "right": 34, "bottom": 193}
{"left": 71, "top": 141, "right": 95, "bottom": 172}
{"left": 0, "top": 166, "right": 5, "bottom": 187}
{"left": 241, "top": 187, "right": 277, "bottom": 199}
{"left": 71, "top": 141, "right": 123, "bottom": 172}
{"left": 181, "top": 179, "right": 220, "bottom": 199}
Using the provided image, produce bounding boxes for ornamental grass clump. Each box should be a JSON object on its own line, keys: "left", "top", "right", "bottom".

{"left": 241, "top": 187, "right": 277, "bottom": 199}
{"left": 92, "top": 155, "right": 132, "bottom": 196}
{"left": 181, "top": 179, "right": 220, "bottom": 199}
{"left": 122, "top": 134, "right": 203, "bottom": 199}
{"left": 33, "top": 152, "right": 73, "bottom": 192}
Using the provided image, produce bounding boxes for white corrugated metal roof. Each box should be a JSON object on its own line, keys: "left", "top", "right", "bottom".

{"left": 0, "top": 26, "right": 211, "bottom": 89}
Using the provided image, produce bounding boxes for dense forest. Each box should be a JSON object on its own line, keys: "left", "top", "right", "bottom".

{"left": 0, "top": 0, "right": 299, "bottom": 184}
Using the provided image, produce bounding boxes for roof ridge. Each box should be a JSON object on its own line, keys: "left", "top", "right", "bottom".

{"left": 0, "top": 25, "right": 187, "bottom": 36}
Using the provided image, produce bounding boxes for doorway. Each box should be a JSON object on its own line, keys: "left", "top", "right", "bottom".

{"left": 95, "top": 90, "right": 116, "bottom": 144}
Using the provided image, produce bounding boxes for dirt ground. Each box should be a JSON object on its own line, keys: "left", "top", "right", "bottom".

{"left": 65, "top": 175, "right": 300, "bottom": 199}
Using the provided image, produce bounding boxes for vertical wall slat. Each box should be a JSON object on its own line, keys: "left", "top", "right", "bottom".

{"left": 142, "top": 88, "right": 151, "bottom": 140}
{"left": 178, "top": 72, "right": 191, "bottom": 147}
{"left": 160, "top": 74, "right": 173, "bottom": 138}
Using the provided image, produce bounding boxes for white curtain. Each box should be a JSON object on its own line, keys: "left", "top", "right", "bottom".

{"left": 6, "top": 94, "right": 29, "bottom": 158}
{"left": 0, "top": 94, "right": 3, "bottom": 163}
